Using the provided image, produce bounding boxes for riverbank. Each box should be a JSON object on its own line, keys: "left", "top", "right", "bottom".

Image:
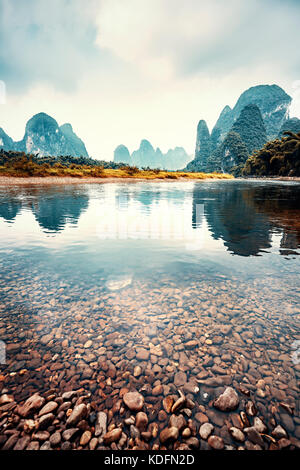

{"left": 0, "top": 173, "right": 233, "bottom": 186}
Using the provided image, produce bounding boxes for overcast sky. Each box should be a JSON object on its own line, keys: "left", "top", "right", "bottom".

{"left": 0, "top": 0, "right": 300, "bottom": 160}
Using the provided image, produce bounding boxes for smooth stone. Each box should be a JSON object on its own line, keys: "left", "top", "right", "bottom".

{"left": 17, "top": 393, "right": 45, "bottom": 418}
{"left": 38, "top": 401, "right": 58, "bottom": 417}
{"left": 272, "top": 425, "right": 287, "bottom": 439}
{"left": 66, "top": 404, "right": 87, "bottom": 426}
{"left": 169, "top": 414, "right": 186, "bottom": 431}
{"left": 95, "top": 411, "right": 107, "bottom": 437}
{"left": 49, "top": 431, "right": 61, "bottom": 447}
{"left": 199, "top": 423, "right": 214, "bottom": 440}
{"left": 103, "top": 428, "right": 122, "bottom": 444}
{"left": 38, "top": 413, "right": 55, "bottom": 430}
{"left": 174, "top": 371, "right": 187, "bottom": 387}
{"left": 213, "top": 387, "right": 239, "bottom": 412}
{"left": 135, "top": 412, "right": 148, "bottom": 431}
{"left": 80, "top": 430, "right": 92, "bottom": 446}
{"left": 207, "top": 435, "right": 224, "bottom": 450}
{"left": 159, "top": 426, "right": 179, "bottom": 444}
{"left": 123, "top": 392, "right": 144, "bottom": 412}
{"left": 229, "top": 427, "right": 245, "bottom": 442}
{"left": 136, "top": 349, "right": 149, "bottom": 361}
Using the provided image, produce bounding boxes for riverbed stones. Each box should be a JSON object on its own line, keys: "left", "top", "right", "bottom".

{"left": 159, "top": 426, "right": 179, "bottom": 444}
{"left": 229, "top": 427, "right": 245, "bottom": 442}
{"left": 136, "top": 349, "right": 149, "bottom": 361}
{"left": 80, "top": 430, "right": 92, "bottom": 446}
{"left": 103, "top": 428, "right": 122, "bottom": 445}
{"left": 213, "top": 387, "right": 239, "bottom": 411}
{"left": 272, "top": 425, "right": 287, "bottom": 439}
{"left": 207, "top": 435, "right": 224, "bottom": 450}
{"left": 136, "top": 412, "right": 148, "bottom": 431}
{"left": 174, "top": 371, "right": 187, "bottom": 387}
{"left": 17, "top": 393, "right": 45, "bottom": 417}
{"left": 199, "top": 423, "right": 214, "bottom": 440}
{"left": 169, "top": 414, "right": 186, "bottom": 431}
{"left": 244, "top": 427, "right": 264, "bottom": 447}
{"left": 123, "top": 392, "right": 144, "bottom": 412}
{"left": 38, "top": 401, "right": 58, "bottom": 417}
{"left": 49, "top": 431, "right": 61, "bottom": 447}
{"left": 95, "top": 411, "right": 107, "bottom": 437}
{"left": 66, "top": 403, "right": 87, "bottom": 426}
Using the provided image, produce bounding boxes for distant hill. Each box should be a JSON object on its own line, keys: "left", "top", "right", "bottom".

{"left": 0, "top": 112, "right": 89, "bottom": 158}
{"left": 113, "top": 140, "right": 191, "bottom": 170}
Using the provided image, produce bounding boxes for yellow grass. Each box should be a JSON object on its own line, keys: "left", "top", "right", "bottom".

{"left": 0, "top": 165, "right": 234, "bottom": 180}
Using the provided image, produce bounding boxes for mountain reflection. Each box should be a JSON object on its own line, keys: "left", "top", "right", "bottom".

{"left": 0, "top": 196, "right": 22, "bottom": 222}
{"left": 192, "top": 182, "right": 300, "bottom": 256}
{"left": 0, "top": 186, "right": 89, "bottom": 232}
{"left": 0, "top": 182, "right": 299, "bottom": 256}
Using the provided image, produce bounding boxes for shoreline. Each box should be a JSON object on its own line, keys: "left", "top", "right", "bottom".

{"left": 0, "top": 175, "right": 233, "bottom": 186}
{"left": 0, "top": 176, "right": 299, "bottom": 187}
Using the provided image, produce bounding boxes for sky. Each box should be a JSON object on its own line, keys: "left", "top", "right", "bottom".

{"left": 0, "top": 0, "right": 300, "bottom": 160}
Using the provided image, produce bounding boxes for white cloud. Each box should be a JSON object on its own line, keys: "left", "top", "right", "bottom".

{"left": 1, "top": 0, "right": 300, "bottom": 160}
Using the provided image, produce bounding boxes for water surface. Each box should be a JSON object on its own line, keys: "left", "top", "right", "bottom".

{"left": 0, "top": 179, "right": 299, "bottom": 442}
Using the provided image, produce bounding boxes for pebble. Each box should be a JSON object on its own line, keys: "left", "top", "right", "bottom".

{"left": 38, "top": 401, "right": 58, "bottom": 417}
{"left": 80, "top": 430, "right": 92, "bottom": 446}
{"left": 169, "top": 414, "right": 186, "bottom": 431}
{"left": 207, "top": 435, "right": 224, "bottom": 450}
{"left": 174, "top": 371, "right": 187, "bottom": 387}
{"left": 135, "top": 412, "right": 148, "bottom": 431}
{"left": 199, "top": 423, "right": 214, "bottom": 440}
{"left": 213, "top": 387, "right": 239, "bottom": 411}
{"left": 272, "top": 425, "right": 287, "bottom": 439}
{"left": 17, "top": 393, "right": 45, "bottom": 418}
{"left": 229, "top": 427, "right": 245, "bottom": 442}
{"left": 66, "top": 404, "right": 87, "bottom": 426}
{"left": 123, "top": 392, "right": 144, "bottom": 412}
{"left": 103, "top": 428, "right": 122, "bottom": 444}
{"left": 95, "top": 411, "right": 107, "bottom": 437}
{"left": 49, "top": 431, "right": 61, "bottom": 447}
{"left": 159, "top": 426, "right": 179, "bottom": 444}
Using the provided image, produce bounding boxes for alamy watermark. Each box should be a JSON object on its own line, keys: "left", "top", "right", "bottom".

{"left": 96, "top": 199, "right": 205, "bottom": 250}
{"left": 0, "top": 340, "right": 6, "bottom": 365}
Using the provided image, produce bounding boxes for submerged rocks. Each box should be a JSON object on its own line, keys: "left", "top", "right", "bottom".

{"left": 159, "top": 426, "right": 179, "bottom": 444}
{"left": 213, "top": 387, "right": 239, "bottom": 412}
{"left": 38, "top": 401, "right": 58, "bottom": 417}
{"left": 207, "top": 435, "right": 224, "bottom": 450}
{"left": 17, "top": 393, "right": 45, "bottom": 418}
{"left": 123, "top": 392, "right": 144, "bottom": 412}
{"left": 66, "top": 404, "right": 87, "bottom": 426}
{"left": 135, "top": 412, "right": 148, "bottom": 431}
{"left": 199, "top": 423, "right": 214, "bottom": 440}
{"left": 229, "top": 427, "right": 245, "bottom": 442}
{"left": 103, "top": 428, "right": 122, "bottom": 445}
{"left": 174, "top": 371, "right": 187, "bottom": 387}
{"left": 95, "top": 412, "right": 107, "bottom": 437}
